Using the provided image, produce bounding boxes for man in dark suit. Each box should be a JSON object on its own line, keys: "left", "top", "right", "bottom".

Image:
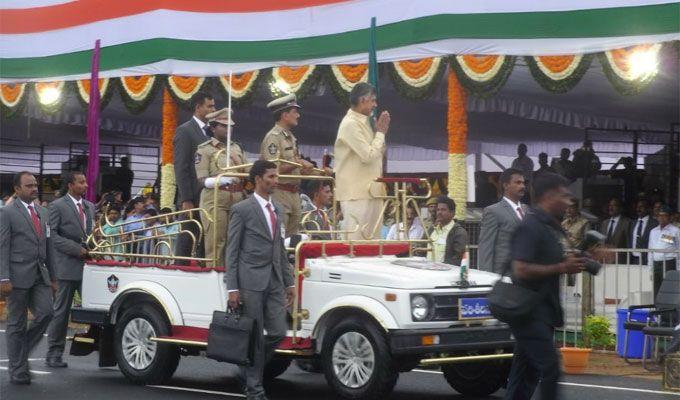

{"left": 0, "top": 172, "right": 54, "bottom": 385}
{"left": 173, "top": 91, "right": 216, "bottom": 260}
{"left": 226, "top": 160, "right": 295, "bottom": 400}
{"left": 45, "top": 171, "right": 94, "bottom": 368}
{"left": 630, "top": 200, "right": 658, "bottom": 265}
{"left": 478, "top": 168, "right": 529, "bottom": 273}
{"left": 600, "top": 198, "right": 632, "bottom": 264}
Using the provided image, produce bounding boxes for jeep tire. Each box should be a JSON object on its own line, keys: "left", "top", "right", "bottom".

{"left": 442, "top": 359, "right": 510, "bottom": 397}
{"left": 114, "top": 303, "right": 180, "bottom": 384}
{"left": 322, "top": 316, "right": 398, "bottom": 399}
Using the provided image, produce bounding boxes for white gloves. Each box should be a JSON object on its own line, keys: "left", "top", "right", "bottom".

{"left": 204, "top": 176, "right": 235, "bottom": 188}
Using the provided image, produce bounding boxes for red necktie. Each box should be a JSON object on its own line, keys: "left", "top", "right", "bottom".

{"left": 265, "top": 203, "right": 277, "bottom": 239}
{"left": 517, "top": 206, "right": 525, "bottom": 219}
{"left": 28, "top": 204, "right": 43, "bottom": 237}
{"left": 77, "top": 202, "right": 86, "bottom": 228}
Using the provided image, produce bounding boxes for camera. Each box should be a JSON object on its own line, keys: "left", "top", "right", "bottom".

{"left": 577, "top": 230, "right": 606, "bottom": 275}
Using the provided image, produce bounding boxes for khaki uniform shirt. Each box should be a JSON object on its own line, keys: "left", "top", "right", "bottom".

{"left": 260, "top": 124, "right": 301, "bottom": 186}
{"left": 561, "top": 216, "right": 589, "bottom": 250}
{"left": 334, "top": 109, "right": 386, "bottom": 201}
{"left": 195, "top": 137, "right": 247, "bottom": 207}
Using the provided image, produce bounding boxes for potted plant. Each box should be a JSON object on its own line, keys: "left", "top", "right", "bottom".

{"left": 560, "top": 315, "right": 613, "bottom": 374}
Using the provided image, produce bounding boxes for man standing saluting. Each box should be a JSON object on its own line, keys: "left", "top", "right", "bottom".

{"left": 0, "top": 172, "right": 54, "bottom": 385}
{"left": 226, "top": 160, "right": 295, "bottom": 400}
{"left": 334, "top": 82, "right": 390, "bottom": 239}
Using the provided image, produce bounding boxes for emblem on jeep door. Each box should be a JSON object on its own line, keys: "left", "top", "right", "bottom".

{"left": 107, "top": 275, "right": 119, "bottom": 293}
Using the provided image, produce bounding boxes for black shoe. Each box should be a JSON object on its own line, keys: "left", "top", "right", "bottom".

{"left": 45, "top": 357, "right": 68, "bottom": 368}
{"left": 10, "top": 375, "right": 31, "bottom": 385}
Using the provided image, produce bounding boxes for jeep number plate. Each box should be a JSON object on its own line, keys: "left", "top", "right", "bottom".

{"left": 458, "top": 297, "right": 492, "bottom": 320}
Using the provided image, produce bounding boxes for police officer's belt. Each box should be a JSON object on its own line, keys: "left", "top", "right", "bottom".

{"left": 219, "top": 184, "right": 244, "bottom": 192}
{"left": 275, "top": 183, "right": 300, "bottom": 193}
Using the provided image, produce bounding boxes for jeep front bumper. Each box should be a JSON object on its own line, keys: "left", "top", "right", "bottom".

{"left": 389, "top": 325, "right": 514, "bottom": 356}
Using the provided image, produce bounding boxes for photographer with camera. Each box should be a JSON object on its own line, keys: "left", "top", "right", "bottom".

{"left": 504, "top": 173, "right": 597, "bottom": 400}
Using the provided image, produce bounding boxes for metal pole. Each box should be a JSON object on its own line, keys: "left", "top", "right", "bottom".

{"left": 38, "top": 144, "right": 45, "bottom": 201}
{"left": 226, "top": 71, "right": 233, "bottom": 169}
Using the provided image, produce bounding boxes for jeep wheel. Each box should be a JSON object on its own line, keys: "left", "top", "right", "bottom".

{"left": 263, "top": 358, "right": 292, "bottom": 381}
{"left": 442, "top": 360, "right": 510, "bottom": 397}
{"left": 322, "top": 317, "right": 398, "bottom": 399}
{"left": 115, "top": 304, "right": 180, "bottom": 384}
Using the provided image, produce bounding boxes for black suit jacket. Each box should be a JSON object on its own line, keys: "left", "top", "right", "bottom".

{"left": 632, "top": 216, "right": 658, "bottom": 250}
{"left": 173, "top": 118, "right": 209, "bottom": 206}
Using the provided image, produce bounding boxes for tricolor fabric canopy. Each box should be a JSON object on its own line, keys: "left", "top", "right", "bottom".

{"left": 1, "top": 0, "right": 679, "bottom": 81}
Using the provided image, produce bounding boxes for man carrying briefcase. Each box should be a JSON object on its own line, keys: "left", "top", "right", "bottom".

{"left": 225, "top": 160, "right": 296, "bottom": 400}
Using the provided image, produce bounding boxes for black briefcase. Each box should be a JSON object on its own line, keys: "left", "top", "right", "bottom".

{"left": 206, "top": 309, "right": 257, "bottom": 366}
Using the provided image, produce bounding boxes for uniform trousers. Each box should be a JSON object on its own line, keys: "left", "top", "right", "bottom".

{"left": 6, "top": 278, "right": 53, "bottom": 379}
{"left": 340, "top": 199, "right": 383, "bottom": 240}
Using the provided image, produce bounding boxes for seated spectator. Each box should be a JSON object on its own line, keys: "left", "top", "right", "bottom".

{"left": 144, "top": 193, "right": 160, "bottom": 211}
{"left": 157, "top": 207, "right": 179, "bottom": 257}
{"left": 302, "top": 181, "right": 335, "bottom": 240}
{"left": 386, "top": 203, "right": 424, "bottom": 241}
{"left": 122, "top": 197, "right": 146, "bottom": 235}
{"left": 428, "top": 196, "right": 468, "bottom": 265}
{"left": 101, "top": 206, "right": 124, "bottom": 260}
{"left": 140, "top": 208, "right": 161, "bottom": 260}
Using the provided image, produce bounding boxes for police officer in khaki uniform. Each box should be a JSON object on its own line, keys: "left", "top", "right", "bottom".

{"left": 260, "top": 94, "right": 315, "bottom": 237}
{"left": 195, "top": 108, "right": 247, "bottom": 267}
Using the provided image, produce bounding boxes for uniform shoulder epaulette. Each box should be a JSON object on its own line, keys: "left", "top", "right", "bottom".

{"left": 197, "top": 139, "right": 211, "bottom": 148}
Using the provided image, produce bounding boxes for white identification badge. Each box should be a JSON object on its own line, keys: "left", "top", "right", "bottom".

{"left": 45, "top": 224, "right": 51, "bottom": 238}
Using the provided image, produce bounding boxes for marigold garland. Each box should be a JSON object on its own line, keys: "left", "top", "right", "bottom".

{"left": 270, "top": 66, "right": 319, "bottom": 99}
{"left": 326, "top": 64, "right": 369, "bottom": 105}
{"left": 161, "top": 88, "right": 178, "bottom": 165}
{"left": 389, "top": 57, "right": 445, "bottom": 101}
{"left": 215, "top": 71, "right": 262, "bottom": 106}
{"left": 166, "top": 76, "right": 207, "bottom": 107}
{"left": 0, "top": 83, "right": 27, "bottom": 117}
{"left": 525, "top": 54, "right": 593, "bottom": 93}
{"left": 449, "top": 55, "right": 515, "bottom": 97}
{"left": 118, "top": 75, "right": 160, "bottom": 113}
{"left": 600, "top": 43, "right": 662, "bottom": 95}
{"left": 75, "top": 78, "right": 113, "bottom": 109}
{"left": 447, "top": 70, "right": 467, "bottom": 219}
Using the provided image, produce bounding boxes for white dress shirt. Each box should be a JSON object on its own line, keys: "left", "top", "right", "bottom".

{"left": 193, "top": 115, "right": 207, "bottom": 136}
{"left": 253, "top": 192, "right": 276, "bottom": 238}
{"left": 632, "top": 215, "right": 649, "bottom": 257}
{"left": 606, "top": 215, "right": 620, "bottom": 236}
{"left": 648, "top": 223, "right": 680, "bottom": 264}
{"left": 386, "top": 217, "right": 425, "bottom": 240}
{"left": 503, "top": 197, "right": 524, "bottom": 220}
{"left": 68, "top": 193, "right": 86, "bottom": 228}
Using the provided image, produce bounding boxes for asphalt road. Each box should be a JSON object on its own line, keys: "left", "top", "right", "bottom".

{"left": 0, "top": 327, "right": 676, "bottom": 400}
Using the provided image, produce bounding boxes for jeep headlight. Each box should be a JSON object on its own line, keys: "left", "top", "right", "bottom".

{"left": 411, "top": 295, "right": 430, "bottom": 321}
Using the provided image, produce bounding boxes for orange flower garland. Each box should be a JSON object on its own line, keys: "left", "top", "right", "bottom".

{"left": 121, "top": 75, "right": 154, "bottom": 98}
{"left": 230, "top": 71, "right": 256, "bottom": 92}
{"left": 167, "top": 76, "right": 205, "bottom": 102}
{"left": 217, "top": 71, "right": 260, "bottom": 100}
{"left": 0, "top": 83, "right": 26, "bottom": 106}
{"left": 336, "top": 64, "right": 368, "bottom": 83}
{"left": 460, "top": 55, "right": 500, "bottom": 75}
{"left": 276, "top": 66, "right": 311, "bottom": 84}
{"left": 447, "top": 71, "right": 467, "bottom": 154}
{"left": 161, "top": 88, "right": 178, "bottom": 165}
{"left": 447, "top": 70, "right": 468, "bottom": 219}
{"left": 397, "top": 58, "right": 434, "bottom": 79}
{"left": 536, "top": 55, "right": 577, "bottom": 73}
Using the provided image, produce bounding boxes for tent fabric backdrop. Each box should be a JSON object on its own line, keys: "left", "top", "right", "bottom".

{"left": 1, "top": 0, "right": 679, "bottom": 81}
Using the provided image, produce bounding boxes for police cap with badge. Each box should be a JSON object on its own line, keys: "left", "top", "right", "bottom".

{"left": 206, "top": 107, "right": 235, "bottom": 127}
{"left": 267, "top": 93, "right": 301, "bottom": 114}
